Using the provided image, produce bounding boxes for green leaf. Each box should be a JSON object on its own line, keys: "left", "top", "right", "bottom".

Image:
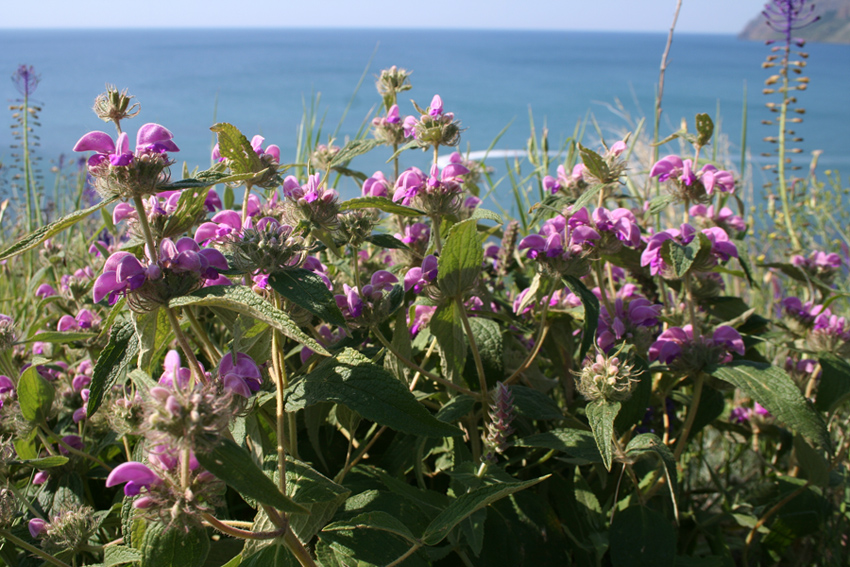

{"left": 626, "top": 433, "right": 679, "bottom": 515}
{"left": 195, "top": 438, "right": 309, "bottom": 514}
{"left": 793, "top": 435, "right": 830, "bottom": 488}
{"left": 329, "top": 139, "right": 380, "bottom": 168}
{"left": 210, "top": 123, "right": 263, "bottom": 175}
{"left": 140, "top": 521, "right": 210, "bottom": 567}
{"left": 586, "top": 400, "right": 621, "bottom": 471}
{"left": 286, "top": 459, "right": 351, "bottom": 543}
{"left": 267, "top": 269, "right": 347, "bottom": 327}
{"left": 284, "top": 348, "right": 462, "bottom": 438}
{"left": 319, "top": 522, "right": 426, "bottom": 567}
{"left": 710, "top": 361, "right": 831, "bottom": 450}
{"left": 516, "top": 428, "right": 601, "bottom": 463}
{"left": 695, "top": 113, "right": 714, "bottom": 147}
{"left": 466, "top": 317, "right": 503, "bottom": 379}
{"left": 159, "top": 187, "right": 209, "bottom": 238}
{"left": 421, "top": 476, "right": 549, "bottom": 545}
{"left": 386, "top": 139, "right": 421, "bottom": 162}
{"left": 131, "top": 308, "right": 170, "bottom": 374}
{"left": 169, "top": 285, "right": 328, "bottom": 355}
{"left": 339, "top": 196, "right": 424, "bottom": 217}
{"left": 660, "top": 233, "right": 710, "bottom": 279}
{"left": 0, "top": 195, "right": 118, "bottom": 262}
{"left": 88, "top": 320, "right": 139, "bottom": 417}
{"left": 15, "top": 456, "right": 69, "bottom": 469}
{"left": 17, "top": 331, "right": 97, "bottom": 344}
{"left": 511, "top": 386, "right": 563, "bottom": 420}
{"left": 647, "top": 194, "right": 676, "bottom": 215}
{"left": 430, "top": 301, "right": 467, "bottom": 385}
{"left": 104, "top": 545, "right": 142, "bottom": 566}
{"left": 324, "top": 511, "right": 418, "bottom": 543}
{"left": 241, "top": 545, "right": 298, "bottom": 567}
{"left": 578, "top": 144, "right": 610, "bottom": 182}
{"left": 17, "top": 365, "right": 55, "bottom": 422}
{"left": 570, "top": 182, "right": 605, "bottom": 211}
{"left": 562, "top": 275, "right": 599, "bottom": 361}
{"left": 366, "top": 233, "right": 408, "bottom": 249}
{"left": 609, "top": 506, "right": 676, "bottom": 567}
{"left": 435, "top": 395, "right": 476, "bottom": 424}
{"left": 815, "top": 354, "right": 850, "bottom": 413}
{"left": 615, "top": 355, "right": 652, "bottom": 431}
{"left": 438, "top": 219, "right": 483, "bottom": 298}
{"left": 469, "top": 208, "right": 503, "bottom": 224}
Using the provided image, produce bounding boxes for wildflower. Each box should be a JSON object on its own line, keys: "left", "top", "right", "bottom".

{"left": 576, "top": 350, "right": 640, "bottom": 403}
{"left": 93, "top": 85, "right": 140, "bottom": 125}
{"left": 650, "top": 155, "right": 735, "bottom": 202}
{"left": 405, "top": 95, "right": 462, "bottom": 148}
{"left": 392, "top": 163, "right": 468, "bottom": 217}
{"left": 362, "top": 171, "right": 391, "bottom": 198}
{"left": 689, "top": 204, "right": 747, "bottom": 234}
{"left": 218, "top": 352, "right": 262, "bottom": 398}
{"left": 282, "top": 173, "right": 340, "bottom": 230}
{"left": 106, "top": 461, "right": 162, "bottom": 497}
{"left": 641, "top": 223, "right": 738, "bottom": 279}
{"left": 310, "top": 143, "right": 341, "bottom": 171}
{"left": 335, "top": 271, "right": 400, "bottom": 327}
{"left": 596, "top": 284, "right": 662, "bottom": 352}
{"left": 518, "top": 211, "right": 600, "bottom": 278}
{"left": 409, "top": 305, "right": 437, "bottom": 336}
{"left": 35, "top": 284, "right": 57, "bottom": 298}
{"left": 404, "top": 255, "right": 438, "bottom": 293}
{"left": 648, "top": 324, "right": 745, "bottom": 374}
{"left": 73, "top": 123, "right": 179, "bottom": 199}
{"left": 790, "top": 250, "right": 842, "bottom": 283}
{"left": 194, "top": 209, "right": 244, "bottom": 245}
{"left": 226, "top": 217, "right": 308, "bottom": 275}
{"left": 0, "top": 314, "right": 17, "bottom": 351}
{"left": 484, "top": 382, "right": 516, "bottom": 463}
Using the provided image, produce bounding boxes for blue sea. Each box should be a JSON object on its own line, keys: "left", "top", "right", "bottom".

{"left": 1, "top": 29, "right": 849, "bottom": 205}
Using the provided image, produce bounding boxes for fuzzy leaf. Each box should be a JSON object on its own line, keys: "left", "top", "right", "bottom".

{"left": 562, "top": 275, "right": 599, "bottom": 361}
{"left": 516, "top": 428, "right": 601, "bottom": 463}
{"left": 695, "top": 113, "right": 714, "bottom": 147}
{"left": 815, "top": 354, "right": 850, "bottom": 414}
{"left": 131, "top": 308, "right": 170, "bottom": 374}
{"left": 421, "top": 476, "right": 549, "bottom": 546}
{"left": 169, "top": 285, "right": 328, "bottom": 355}
{"left": 586, "top": 400, "right": 621, "bottom": 471}
{"left": 140, "top": 521, "right": 209, "bottom": 567}
{"left": 339, "top": 196, "right": 424, "bottom": 216}
{"left": 0, "top": 195, "right": 118, "bottom": 262}
{"left": 438, "top": 219, "right": 483, "bottom": 298}
{"left": 430, "top": 301, "right": 467, "bottom": 385}
{"left": 365, "top": 233, "right": 408, "bottom": 249}
{"left": 210, "top": 123, "right": 263, "bottom": 175}
{"left": 660, "top": 232, "right": 710, "bottom": 279}
{"left": 241, "top": 545, "right": 298, "bottom": 567}
{"left": 469, "top": 208, "right": 503, "bottom": 224}
{"left": 710, "top": 361, "right": 831, "bottom": 450}
{"left": 284, "top": 348, "right": 462, "bottom": 438}
{"left": 87, "top": 319, "right": 138, "bottom": 416}
{"left": 18, "top": 331, "right": 97, "bottom": 344}
{"left": 324, "top": 511, "right": 417, "bottom": 543}
{"left": 511, "top": 386, "right": 563, "bottom": 420}
{"left": 195, "top": 438, "right": 309, "bottom": 514}
{"left": 626, "top": 433, "right": 679, "bottom": 515}
{"left": 159, "top": 188, "right": 209, "bottom": 237}
{"left": 578, "top": 144, "right": 610, "bottom": 182}
{"left": 17, "top": 365, "right": 55, "bottom": 423}
{"left": 329, "top": 139, "right": 380, "bottom": 168}
{"left": 286, "top": 459, "right": 351, "bottom": 543}
{"left": 103, "top": 545, "right": 142, "bottom": 566}
{"left": 267, "top": 269, "right": 346, "bottom": 327}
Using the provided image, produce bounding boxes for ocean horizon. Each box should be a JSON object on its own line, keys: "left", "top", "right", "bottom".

{"left": 1, "top": 28, "right": 848, "bottom": 206}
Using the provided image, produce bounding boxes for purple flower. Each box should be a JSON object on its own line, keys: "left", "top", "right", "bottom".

{"left": 219, "top": 352, "right": 262, "bottom": 397}
{"left": 404, "top": 255, "right": 438, "bottom": 293}
{"left": 35, "top": 284, "right": 57, "bottom": 298}
{"left": 28, "top": 518, "right": 47, "bottom": 538}
{"left": 689, "top": 204, "right": 747, "bottom": 234}
{"left": 699, "top": 164, "right": 735, "bottom": 195}
{"left": 74, "top": 123, "right": 179, "bottom": 169}
{"left": 730, "top": 406, "right": 751, "bottom": 424}
{"left": 592, "top": 207, "right": 642, "bottom": 248}
{"left": 106, "top": 461, "right": 161, "bottom": 496}
{"left": 12, "top": 65, "right": 40, "bottom": 97}
{"left": 283, "top": 173, "right": 337, "bottom": 205}
{"left": 362, "top": 171, "right": 391, "bottom": 197}
{"left": 650, "top": 155, "right": 696, "bottom": 186}
{"left": 648, "top": 325, "right": 745, "bottom": 366}
{"left": 409, "top": 305, "right": 437, "bottom": 336}
{"left": 429, "top": 95, "right": 443, "bottom": 117}
{"left": 195, "top": 209, "right": 243, "bottom": 245}
{"left": 596, "top": 289, "right": 662, "bottom": 352}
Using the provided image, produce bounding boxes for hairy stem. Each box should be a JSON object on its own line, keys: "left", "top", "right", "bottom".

{"left": 202, "top": 512, "right": 285, "bottom": 540}
{"left": 673, "top": 373, "right": 705, "bottom": 460}
{"left": 272, "top": 293, "right": 288, "bottom": 494}
{"left": 455, "top": 297, "right": 488, "bottom": 411}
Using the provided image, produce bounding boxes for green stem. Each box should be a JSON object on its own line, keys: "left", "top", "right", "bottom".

{"left": 132, "top": 195, "right": 158, "bottom": 263}
{"left": 39, "top": 423, "right": 112, "bottom": 471}
{"left": 185, "top": 308, "right": 222, "bottom": 361}
{"left": 776, "top": 44, "right": 801, "bottom": 251}
{"left": 202, "top": 513, "right": 285, "bottom": 540}
{"left": 271, "top": 293, "right": 288, "bottom": 494}
{"left": 594, "top": 262, "right": 615, "bottom": 319}
{"left": 165, "top": 308, "right": 207, "bottom": 386}
{"left": 20, "top": 96, "right": 34, "bottom": 233}
{"left": 241, "top": 182, "right": 254, "bottom": 228}
{"left": 371, "top": 326, "right": 479, "bottom": 398}
{"left": 455, "top": 297, "right": 488, "bottom": 403}
{"left": 0, "top": 527, "right": 72, "bottom": 567}
{"left": 387, "top": 543, "right": 423, "bottom": 567}
{"left": 673, "top": 373, "right": 705, "bottom": 460}
{"left": 283, "top": 526, "right": 319, "bottom": 567}
{"left": 352, "top": 245, "right": 362, "bottom": 291}
{"left": 432, "top": 215, "right": 443, "bottom": 254}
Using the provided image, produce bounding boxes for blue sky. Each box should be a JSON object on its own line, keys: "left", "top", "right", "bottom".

{"left": 3, "top": 0, "right": 769, "bottom": 33}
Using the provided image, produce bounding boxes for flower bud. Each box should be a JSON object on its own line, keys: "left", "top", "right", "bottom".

{"left": 576, "top": 351, "right": 640, "bottom": 403}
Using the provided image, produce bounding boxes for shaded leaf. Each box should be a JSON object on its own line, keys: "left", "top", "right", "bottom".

{"left": 438, "top": 219, "right": 483, "bottom": 298}
{"left": 586, "top": 400, "right": 620, "bottom": 471}
{"left": 0, "top": 195, "right": 119, "bottom": 262}
{"left": 267, "top": 269, "right": 346, "bottom": 327}
{"left": 578, "top": 144, "right": 610, "bottom": 182}
{"left": 563, "top": 275, "right": 599, "bottom": 361}
{"left": 17, "top": 331, "right": 96, "bottom": 344}
{"left": 17, "top": 365, "right": 55, "bottom": 423}
{"left": 140, "top": 521, "right": 209, "bottom": 567}
{"left": 815, "top": 354, "right": 850, "bottom": 414}
{"left": 430, "top": 301, "right": 466, "bottom": 385}
{"left": 284, "top": 348, "right": 462, "bottom": 438}
{"left": 195, "top": 438, "right": 309, "bottom": 514}
{"left": 516, "top": 428, "right": 601, "bottom": 463}
{"left": 421, "top": 476, "right": 549, "bottom": 545}
{"left": 609, "top": 506, "right": 676, "bottom": 567}
{"left": 511, "top": 386, "right": 563, "bottom": 420}
{"left": 366, "top": 233, "right": 408, "bottom": 250}
{"left": 170, "top": 285, "right": 328, "bottom": 355}
{"left": 626, "top": 433, "right": 679, "bottom": 515}
{"left": 710, "top": 361, "right": 830, "bottom": 450}
{"left": 340, "top": 196, "right": 423, "bottom": 216}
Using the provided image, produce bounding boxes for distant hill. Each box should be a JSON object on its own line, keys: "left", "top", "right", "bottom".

{"left": 738, "top": 0, "right": 850, "bottom": 44}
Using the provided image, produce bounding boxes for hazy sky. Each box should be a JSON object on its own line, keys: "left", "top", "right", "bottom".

{"left": 2, "top": 0, "right": 769, "bottom": 33}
